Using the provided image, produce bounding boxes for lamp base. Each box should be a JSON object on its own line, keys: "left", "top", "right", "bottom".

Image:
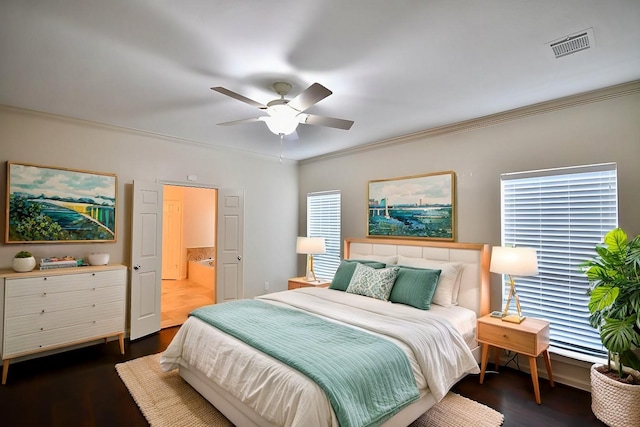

{"left": 501, "top": 314, "right": 526, "bottom": 324}
{"left": 304, "top": 272, "right": 317, "bottom": 282}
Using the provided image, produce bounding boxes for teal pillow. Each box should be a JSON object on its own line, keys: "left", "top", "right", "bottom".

{"left": 346, "top": 263, "right": 399, "bottom": 301}
{"left": 388, "top": 266, "right": 441, "bottom": 310}
{"left": 329, "top": 260, "right": 386, "bottom": 291}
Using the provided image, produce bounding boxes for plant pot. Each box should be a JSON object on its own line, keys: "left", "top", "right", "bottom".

{"left": 591, "top": 364, "right": 640, "bottom": 427}
{"left": 12, "top": 256, "right": 36, "bottom": 273}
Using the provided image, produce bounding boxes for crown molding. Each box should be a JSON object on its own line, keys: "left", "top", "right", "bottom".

{"left": 0, "top": 104, "right": 294, "bottom": 164}
{"left": 300, "top": 80, "right": 640, "bottom": 164}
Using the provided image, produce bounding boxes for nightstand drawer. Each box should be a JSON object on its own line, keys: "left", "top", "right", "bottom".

{"left": 478, "top": 322, "right": 535, "bottom": 354}
{"left": 477, "top": 317, "right": 550, "bottom": 356}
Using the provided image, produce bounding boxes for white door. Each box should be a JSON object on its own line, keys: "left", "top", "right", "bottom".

{"left": 130, "top": 181, "right": 163, "bottom": 340}
{"left": 217, "top": 189, "right": 244, "bottom": 303}
{"left": 161, "top": 199, "right": 182, "bottom": 280}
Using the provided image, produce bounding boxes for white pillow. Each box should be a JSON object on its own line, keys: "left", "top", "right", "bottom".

{"left": 348, "top": 252, "right": 398, "bottom": 265}
{"left": 396, "top": 255, "right": 463, "bottom": 307}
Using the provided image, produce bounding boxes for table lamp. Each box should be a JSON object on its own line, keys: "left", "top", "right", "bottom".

{"left": 296, "top": 237, "right": 326, "bottom": 282}
{"left": 490, "top": 246, "right": 539, "bottom": 323}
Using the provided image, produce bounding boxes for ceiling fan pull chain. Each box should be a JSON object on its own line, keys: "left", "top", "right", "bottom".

{"left": 279, "top": 133, "right": 284, "bottom": 163}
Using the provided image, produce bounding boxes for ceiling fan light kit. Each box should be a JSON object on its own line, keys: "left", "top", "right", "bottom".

{"left": 211, "top": 82, "right": 353, "bottom": 137}
{"left": 262, "top": 113, "right": 299, "bottom": 136}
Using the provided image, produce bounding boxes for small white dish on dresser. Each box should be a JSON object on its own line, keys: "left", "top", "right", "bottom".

{"left": 87, "top": 252, "right": 110, "bottom": 265}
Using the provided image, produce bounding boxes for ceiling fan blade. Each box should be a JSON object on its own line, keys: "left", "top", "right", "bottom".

{"left": 303, "top": 114, "right": 354, "bottom": 130}
{"left": 287, "top": 83, "right": 332, "bottom": 112}
{"left": 211, "top": 87, "right": 267, "bottom": 109}
{"left": 217, "top": 117, "right": 263, "bottom": 126}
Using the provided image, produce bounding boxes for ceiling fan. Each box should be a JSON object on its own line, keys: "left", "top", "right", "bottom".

{"left": 211, "top": 82, "right": 354, "bottom": 136}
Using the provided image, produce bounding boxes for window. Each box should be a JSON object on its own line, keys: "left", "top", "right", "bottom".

{"left": 500, "top": 163, "right": 617, "bottom": 360}
{"left": 307, "top": 190, "right": 341, "bottom": 280}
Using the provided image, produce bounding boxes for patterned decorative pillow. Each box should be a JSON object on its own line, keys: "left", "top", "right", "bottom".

{"left": 329, "top": 260, "right": 387, "bottom": 291}
{"left": 346, "top": 263, "right": 399, "bottom": 301}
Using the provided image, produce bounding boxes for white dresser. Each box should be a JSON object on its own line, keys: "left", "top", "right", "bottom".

{"left": 0, "top": 264, "right": 126, "bottom": 384}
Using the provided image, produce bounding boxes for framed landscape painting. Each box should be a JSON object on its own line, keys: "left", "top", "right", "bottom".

{"left": 367, "top": 171, "right": 456, "bottom": 241}
{"left": 6, "top": 162, "right": 117, "bottom": 243}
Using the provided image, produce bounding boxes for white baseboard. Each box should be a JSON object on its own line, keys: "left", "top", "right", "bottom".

{"left": 499, "top": 351, "right": 592, "bottom": 392}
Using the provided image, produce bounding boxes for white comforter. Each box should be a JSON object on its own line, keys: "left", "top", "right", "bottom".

{"left": 160, "top": 288, "right": 479, "bottom": 427}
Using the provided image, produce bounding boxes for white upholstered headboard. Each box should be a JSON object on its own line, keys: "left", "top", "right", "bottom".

{"left": 344, "top": 238, "right": 491, "bottom": 317}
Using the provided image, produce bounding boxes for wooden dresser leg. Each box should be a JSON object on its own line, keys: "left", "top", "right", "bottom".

{"left": 528, "top": 356, "right": 541, "bottom": 404}
{"left": 543, "top": 350, "right": 554, "bottom": 386}
{"left": 2, "top": 359, "right": 10, "bottom": 385}
{"left": 118, "top": 333, "right": 125, "bottom": 355}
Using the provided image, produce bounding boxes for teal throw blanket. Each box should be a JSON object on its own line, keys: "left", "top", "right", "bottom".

{"left": 190, "top": 300, "right": 419, "bottom": 427}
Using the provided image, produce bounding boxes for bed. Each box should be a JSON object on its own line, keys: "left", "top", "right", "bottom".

{"left": 160, "top": 238, "right": 491, "bottom": 427}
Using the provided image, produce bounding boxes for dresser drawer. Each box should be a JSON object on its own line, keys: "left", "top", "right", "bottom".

{"left": 4, "top": 300, "right": 124, "bottom": 338}
{"left": 4, "top": 316, "right": 124, "bottom": 357}
{"left": 6, "top": 269, "right": 125, "bottom": 297}
{"left": 5, "top": 284, "right": 124, "bottom": 317}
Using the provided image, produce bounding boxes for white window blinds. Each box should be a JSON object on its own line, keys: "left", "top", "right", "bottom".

{"left": 500, "top": 163, "right": 617, "bottom": 359}
{"left": 307, "top": 190, "right": 341, "bottom": 280}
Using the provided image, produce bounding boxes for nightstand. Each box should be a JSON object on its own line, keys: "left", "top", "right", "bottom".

{"left": 288, "top": 277, "right": 331, "bottom": 290}
{"left": 477, "top": 314, "right": 554, "bottom": 404}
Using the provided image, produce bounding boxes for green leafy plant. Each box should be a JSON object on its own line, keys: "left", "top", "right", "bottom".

{"left": 583, "top": 228, "right": 640, "bottom": 380}
{"left": 8, "top": 194, "right": 67, "bottom": 241}
{"left": 14, "top": 251, "right": 33, "bottom": 258}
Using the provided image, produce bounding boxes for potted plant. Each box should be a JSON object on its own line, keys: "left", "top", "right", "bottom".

{"left": 12, "top": 250, "right": 36, "bottom": 272}
{"left": 582, "top": 227, "right": 640, "bottom": 426}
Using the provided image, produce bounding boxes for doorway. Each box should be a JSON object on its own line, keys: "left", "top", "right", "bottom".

{"left": 160, "top": 184, "right": 217, "bottom": 328}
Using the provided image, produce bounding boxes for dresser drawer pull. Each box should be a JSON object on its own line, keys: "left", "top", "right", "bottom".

{"left": 92, "top": 304, "right": 96, "bottom": 307}
{"left": 41, "top": 309, "right": 45, "bottom": 313}
{"left": 40, "top": 328, "right": 44, "bottom": 331}
{"left": 43, "top": 277, "right": 47, "bottom": 281}
{"left": 42, "top": 292, "right": 47, "bottom": 296}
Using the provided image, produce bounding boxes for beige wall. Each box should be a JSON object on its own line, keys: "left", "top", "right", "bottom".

{"left": 297, "top": 81, "right": 640, "bottom": 389}
{"left": 0, "top": 106, "right": 299, "bottom": 298}
{"left": 183, "top": 186, "right": 217, "bottom": 249}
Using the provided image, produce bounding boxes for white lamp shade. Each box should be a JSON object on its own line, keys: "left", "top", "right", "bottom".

{"left": 296, "top": 237, "right": 326, "bottom": 255}
{"left": 490, "top": 246, "right": 539, "bottom": 276}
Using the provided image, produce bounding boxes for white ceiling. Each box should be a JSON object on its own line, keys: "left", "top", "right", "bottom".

{"left": 1, "top": 1, "right": 639, "bottom": 161}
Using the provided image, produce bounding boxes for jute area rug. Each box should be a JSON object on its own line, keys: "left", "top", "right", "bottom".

{"left": 116, "top": 353, "right": 504, "bottom": 427}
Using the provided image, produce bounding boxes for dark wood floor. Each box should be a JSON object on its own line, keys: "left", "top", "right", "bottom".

{"left": 0, "top": 327, "right": 605, "bottom": 427}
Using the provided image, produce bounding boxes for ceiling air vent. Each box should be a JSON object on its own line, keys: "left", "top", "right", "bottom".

{"left": 549, "top": 28, "right": 595, "bottom": 58}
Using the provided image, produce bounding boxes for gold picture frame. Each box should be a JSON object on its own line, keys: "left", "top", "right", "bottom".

{"left": 6, "top": 162, "right": 117, "bottom": 243}
{"left": 367, "top": 170, "right": 456, "bottom": 241}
